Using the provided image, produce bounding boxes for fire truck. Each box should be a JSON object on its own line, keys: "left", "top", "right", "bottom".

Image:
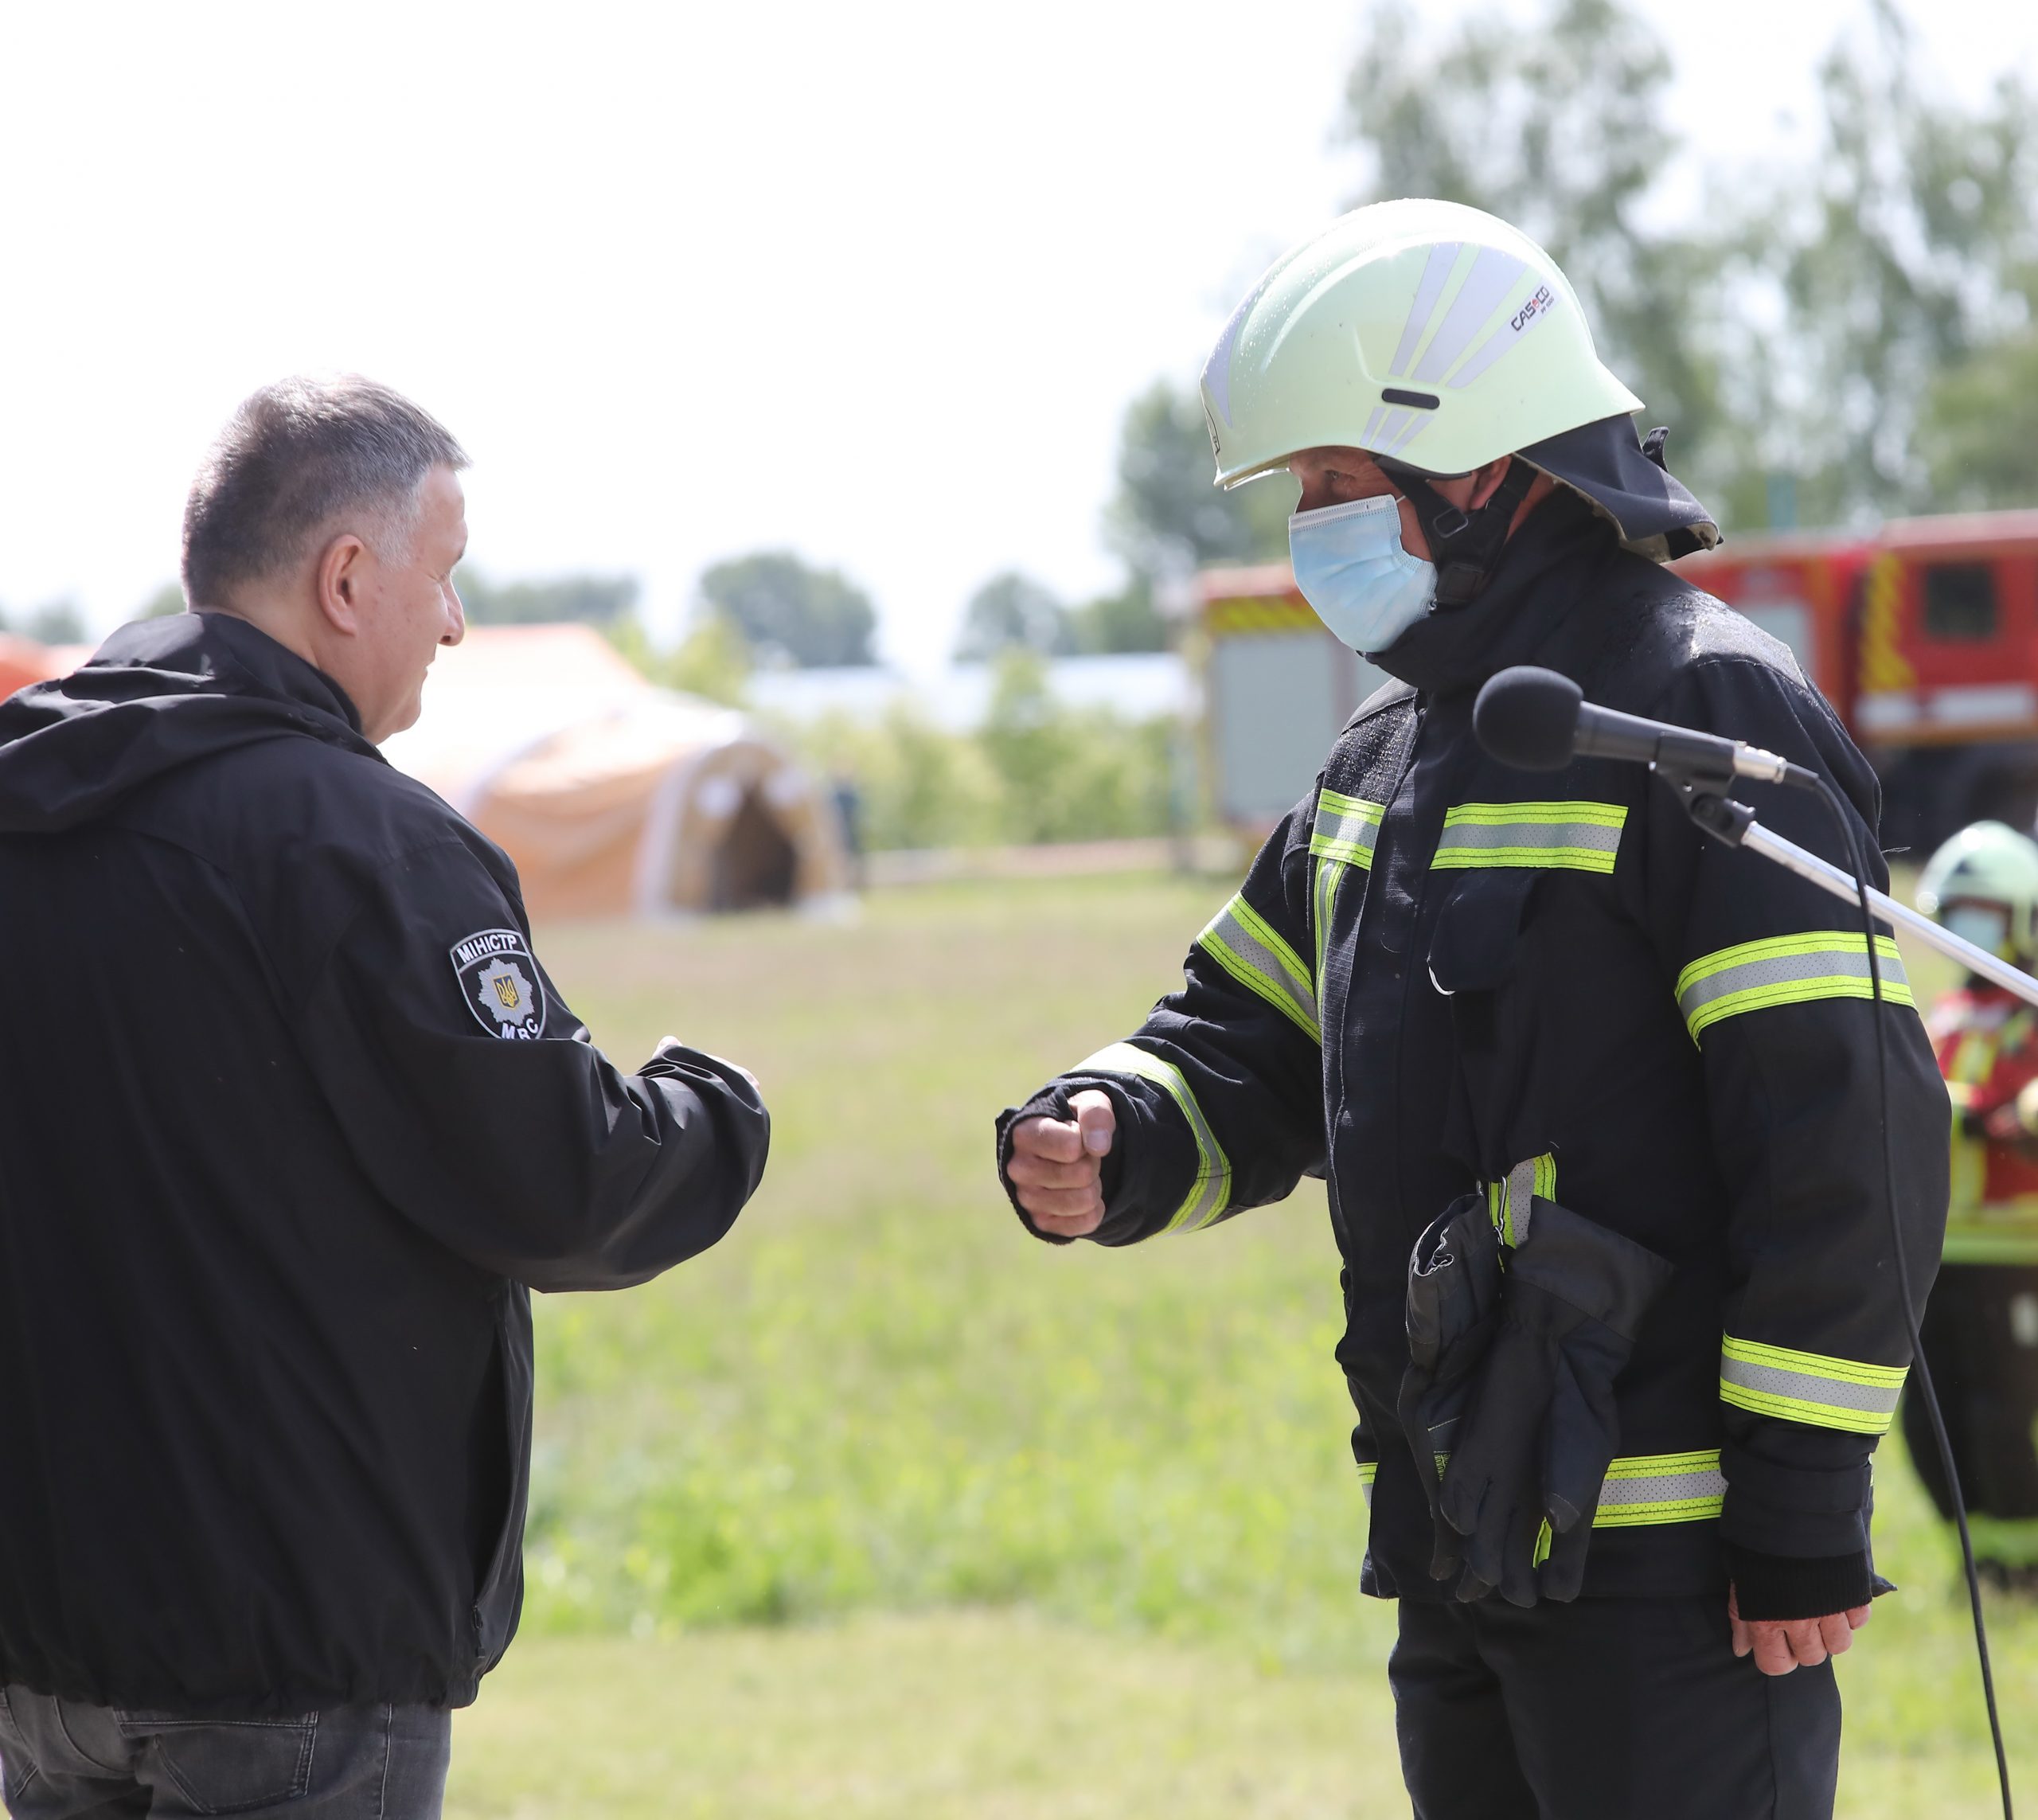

{"left": 1196, "top": 508, "right": 2038, "bottom": 850}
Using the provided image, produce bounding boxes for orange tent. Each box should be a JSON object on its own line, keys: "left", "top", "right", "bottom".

{"left": 382, "top": 624, "right": 849, "bottom": 919}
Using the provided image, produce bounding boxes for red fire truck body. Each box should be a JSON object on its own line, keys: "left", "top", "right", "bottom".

{"left": 1673, "top": 511, "right": 2038, "bottom": 846}
{"left": 1197, "top": 509, "right": 2038, "bottom": 846}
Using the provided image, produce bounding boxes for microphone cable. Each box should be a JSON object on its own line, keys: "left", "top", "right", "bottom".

{"left": 1796, "top": 768, "right": 2013, "bottom": 1819}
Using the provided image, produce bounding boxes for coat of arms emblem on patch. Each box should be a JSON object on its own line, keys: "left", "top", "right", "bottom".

{"left": 450, "top": 928, "right": 547, "bottom": 1040}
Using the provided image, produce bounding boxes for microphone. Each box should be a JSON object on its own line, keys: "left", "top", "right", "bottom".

{"left": 1473, "top": 666, "right": 1802, "bottom": 784}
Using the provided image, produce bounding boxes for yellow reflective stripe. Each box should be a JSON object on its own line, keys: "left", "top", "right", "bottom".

{"left": 1312, "top": 856, "right": 1347, "bottom": 1007}
{"left": 1719, "top": 1336, "right": 1907, "bottom": 1435}
{"left": 1433, "top": 800, "right": 1627, "bottom": 873}
{"left": 1676, "top": 932, "right": 1913, "bottom": 1040}
{"left": 1485, "top": 1153, "right": 1556, "bottom": 1248}
{"left": 1075, "top": 1042, "right": 1232, "bottom": 1233}
{"left": 1357, "top": 1460, "right": 1377, "bottom": 1508}
{"left": 1592, "top": 1450, "right": 1726, "bottom": 1527}
{"left": 1310, "top": 788, "right": 1384, "bottom": 867}
{"left": 1197, "top": 892, "right": 1320, "bottom": 1043}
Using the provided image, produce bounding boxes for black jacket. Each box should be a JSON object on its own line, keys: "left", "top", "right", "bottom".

{"left": 0, "top": 614, "right": 769, "bottom": 1715}
{"left": 1001, "top": 493, "right": 1948, "bottom": 1619}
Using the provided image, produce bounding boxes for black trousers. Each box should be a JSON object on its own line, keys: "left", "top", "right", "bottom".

{"left": 1901, "top": 1262, "right": 2038, "bottom": 1537}
{"left": 1391, "top": 1595, "right": 1841, "bottom": 1820}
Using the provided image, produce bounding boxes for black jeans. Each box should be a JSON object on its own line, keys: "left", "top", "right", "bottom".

{"left": 1391, "top": 1594, "right": 1841, "bottom": 1820}
{"left": 0, "top": 1687, "right": 450, "bottom": 1819}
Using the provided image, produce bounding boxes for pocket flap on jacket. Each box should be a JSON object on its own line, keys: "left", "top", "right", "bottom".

{"left": 1427, "top": 870, "right": 1539, "bottom": 994}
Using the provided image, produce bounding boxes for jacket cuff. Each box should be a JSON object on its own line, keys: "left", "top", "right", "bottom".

{"left": 1725, "top": 1545, "right": 1874, "bottom": 1621}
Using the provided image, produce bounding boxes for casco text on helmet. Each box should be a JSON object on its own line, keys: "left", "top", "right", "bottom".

{"left": 1201, "top": 199, "right": 1642, "bottom": 486}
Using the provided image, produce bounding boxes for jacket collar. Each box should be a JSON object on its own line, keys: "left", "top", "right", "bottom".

{"left": 1369, "top": 489, "right": 1622, "bottom": 701}
{"left": 99, "top": 611, "right": 370, "bottom": 737}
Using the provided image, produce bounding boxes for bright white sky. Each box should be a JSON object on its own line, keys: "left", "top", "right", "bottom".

{"left": 2, "top": 0, "right": 2035, "bottom": 674}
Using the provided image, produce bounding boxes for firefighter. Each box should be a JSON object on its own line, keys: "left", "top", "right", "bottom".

{"left": 996, "top": 201, "right": 1948, "bottom": 1819}
{"left": 1910, "top": 821, "right": 2038, "bottom": 1590}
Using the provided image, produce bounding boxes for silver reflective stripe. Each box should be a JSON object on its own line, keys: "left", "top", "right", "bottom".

{"left": 1432, "top": 801, "right": 1626, "bottom": 873}
{"left": 1310, "top": 789, "right": 1384, "bottom": 868}
{"left": 1075, "top": 1041, "right": 1232, "bottom": 1233}
{"left": 1592, "top": 1451, "right": 1726, "bottom": 1527}
{"left": 1433, "top": 1447, "right": 1724, "bottom": 1526}
{"left": 1676, "top": 933, "right": 1913, "bottom": 1040}
{"left": 1197, "top": 892, "right": 1319, "bottom": 1043}
{"left": 1719, "top": 1337, "right": 1907, "bottom": 1435}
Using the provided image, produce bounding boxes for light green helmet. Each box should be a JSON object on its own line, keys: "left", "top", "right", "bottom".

{"left": 1918, "top": 821, "right": 2038, "bottom": 963}
{"left": 1200, "top": 199, "right": 1720, "bottom": 560}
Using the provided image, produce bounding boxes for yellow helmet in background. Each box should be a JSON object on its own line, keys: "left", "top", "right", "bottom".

{"left": 1918, "top": 821, "right": 2038, "bottom": 965}
{"left": 1201, "top": 199, "right": 1720, "bottom": 563}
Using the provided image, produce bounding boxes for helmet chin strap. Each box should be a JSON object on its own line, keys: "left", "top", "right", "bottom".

{"left": 1377, "top": 456, "right": 1537, "bottom": 607}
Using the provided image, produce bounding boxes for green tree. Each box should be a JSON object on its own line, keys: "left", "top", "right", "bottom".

{"left": 1747, "top": 3, "right": 2038, "bottom": 517}
{"left": 25, "top": 600, "right": 85, "bottom": 644}
{"left": 1335, "top": 0, "right": 2038, "bottom": 527}
{"left": 774, "top": 661, "right": 1179, "bottom": 851}
{"left": 605, "top": 615, "right": 752, "bottom": 706}
{"left": 1065, "top": 578, "right": 1169, "bottom": 655}
{"left": 455, "top": 569, "right": 639, "bottom": 627}
{"left": 662, "top": 617, "right": 753, "bottom": 705}
{"left": 813, "top": 705, "right": 1004, "bottom": 852}
{"left": 1106, "top": 381, "right": 1292, "bottom": 580}
{"left": 955, "top": 570, "right": 1071, "bottom": 661}
{"left": 697, "top": 550, "right": 877, "bottom": 669}
{"left": 975, "top": 650, "right": 1173, "bottom": 844}
{"left": 1918, "top": 302, "right": 2038, "bottom": 510}
{"left": 139, "top": 582, "right": 185, "bottom": 620}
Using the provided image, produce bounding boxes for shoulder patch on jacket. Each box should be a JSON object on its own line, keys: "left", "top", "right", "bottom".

{"left": 451, "top": 928, "right": 547, "bottom": 1039}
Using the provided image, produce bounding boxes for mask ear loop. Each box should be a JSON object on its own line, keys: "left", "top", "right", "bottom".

{"left": 1380, "top": 456, "right": 1538, "bottom": 606}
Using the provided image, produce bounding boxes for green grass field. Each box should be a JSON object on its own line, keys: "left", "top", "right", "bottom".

{"left": 444, "top": 873, "right": 2038, "bottom": 1816}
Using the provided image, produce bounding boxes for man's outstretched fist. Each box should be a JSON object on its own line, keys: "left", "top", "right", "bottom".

{"left": 1007, "top": 1090, "right": 1116, "bottom": 1237}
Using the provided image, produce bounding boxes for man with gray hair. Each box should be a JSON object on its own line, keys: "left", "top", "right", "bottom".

{"left": 0, "top": 376, "right": 770, "bottom": 1816}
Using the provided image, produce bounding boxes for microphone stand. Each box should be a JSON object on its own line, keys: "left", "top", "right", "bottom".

{"left": 1664, "top": 767, "right": 2038, "bottom": 1008}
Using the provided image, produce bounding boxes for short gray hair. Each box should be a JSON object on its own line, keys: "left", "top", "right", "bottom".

{"left": 180, "top": 375, "right": 469, "bottom": 607}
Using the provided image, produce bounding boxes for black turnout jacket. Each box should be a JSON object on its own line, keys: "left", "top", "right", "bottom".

{"left": 0, "top": 614, "right": 769, "bottom": 1714}
{"left": 1001, "top": 492, "right": 1949, "bottom": 1618}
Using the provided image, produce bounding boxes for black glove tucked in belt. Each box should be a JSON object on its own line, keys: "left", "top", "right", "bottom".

{"left": 1434, "top": 1197, "right": 1672, "bottom": 1607}
{"left": 1397, "top": 1193, "right": 1505, "bottom": 1583}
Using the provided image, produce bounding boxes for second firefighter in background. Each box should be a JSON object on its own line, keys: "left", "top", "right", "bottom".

{"left": 1913, "top": 821, "right": 2038, "bottom": 1591}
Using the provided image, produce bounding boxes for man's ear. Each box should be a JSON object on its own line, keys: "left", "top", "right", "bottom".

{"left": 1466, "top": 456, "right": 1517, "bottom": 511}
{"left": 314, "top": 534, "right": 369, "bottom": 635}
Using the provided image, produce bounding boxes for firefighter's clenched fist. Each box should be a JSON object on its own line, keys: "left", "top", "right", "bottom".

{"left": 1005, "top": 1091, "right": 1115, "bottom": 1236}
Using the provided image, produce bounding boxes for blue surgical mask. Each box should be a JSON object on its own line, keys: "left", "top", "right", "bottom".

{"left": 1943, "top": 903, "right": 2012, "bottom": 959}
{"left": 1288, "top": 494, "right": 1437, "bottom": 654}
